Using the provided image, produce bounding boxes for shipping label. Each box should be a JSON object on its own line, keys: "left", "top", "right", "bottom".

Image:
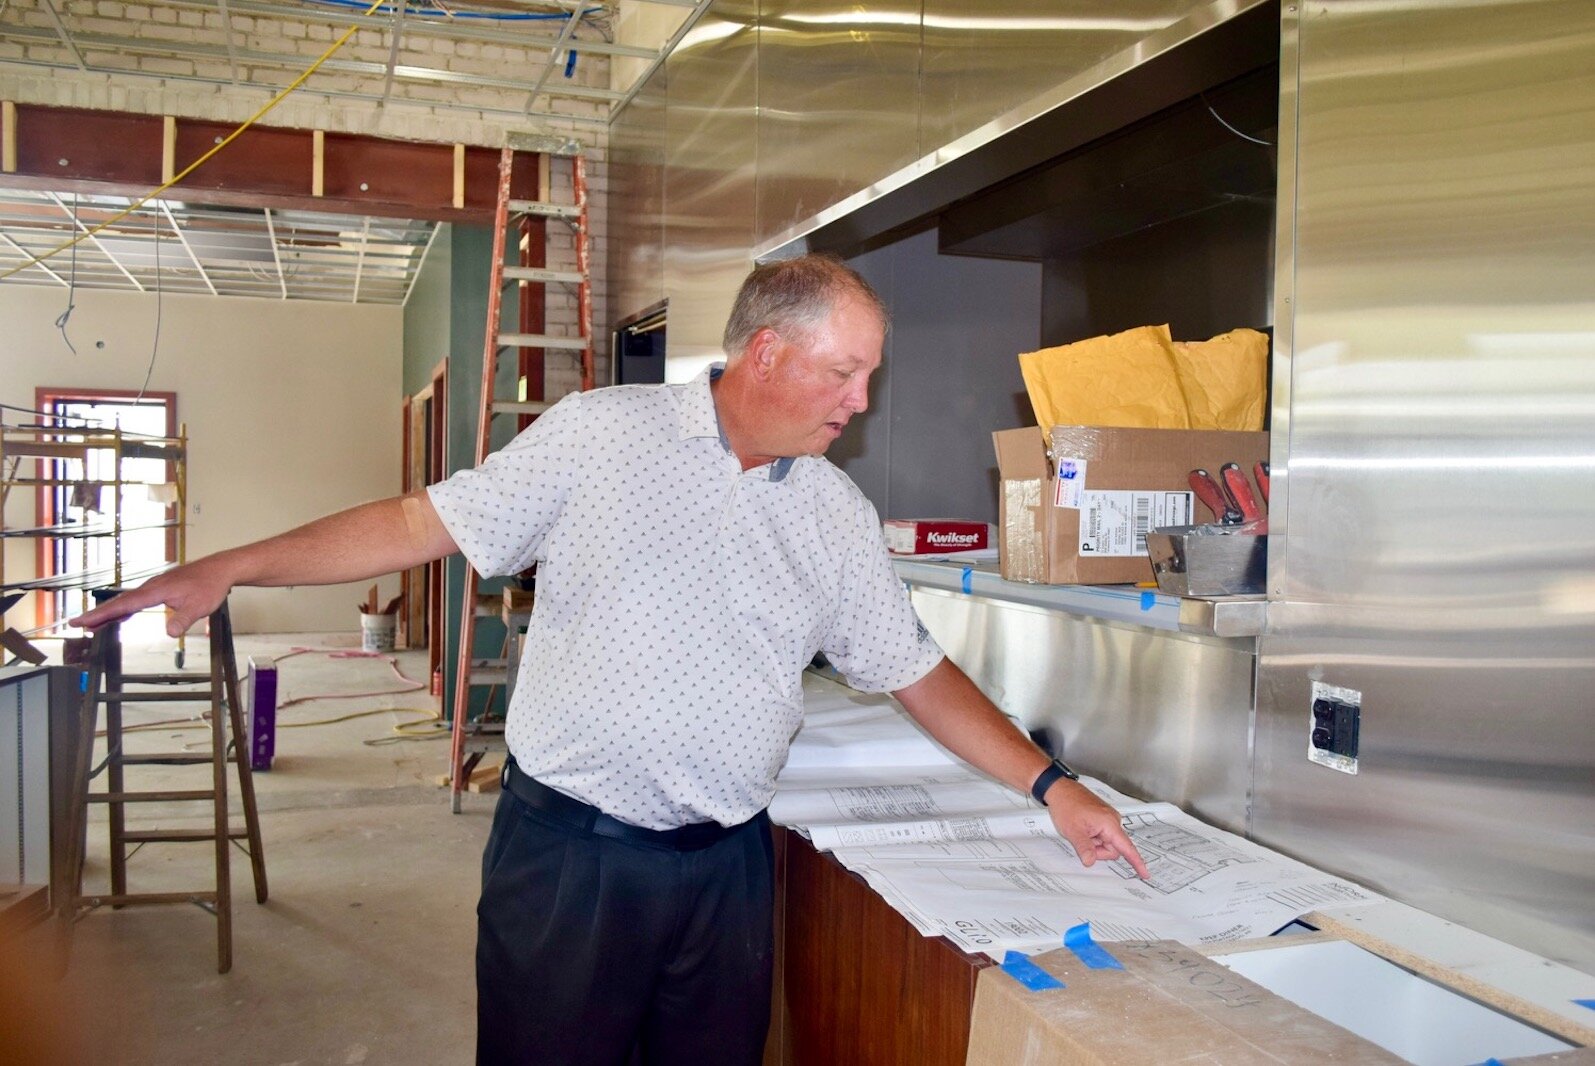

{"left": 1053, "top": 458, "right": 1088, "bottom": 509}
{"left": 1079, "top": 491, "right": 1194, "bottom": 557}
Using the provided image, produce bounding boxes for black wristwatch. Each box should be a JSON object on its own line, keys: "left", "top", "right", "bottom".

{"left": 1030, "top": 758, "right": 1079, "bottom": 805}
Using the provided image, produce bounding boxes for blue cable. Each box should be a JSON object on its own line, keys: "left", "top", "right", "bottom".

{"left": 303, "top": 0, "right": 601, "bottom": 22}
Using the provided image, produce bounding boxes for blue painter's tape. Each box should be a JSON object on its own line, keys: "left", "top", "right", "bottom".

{"left": 1001, "top": 950, "right": 1064, "bottom": 991}
{"left": 1575, "top": 998, "right": 1595, "bottom": 1011}
{"left": 1064, "top": 923, "right": 1124, "bottom": 970}
{"left": 1140, "top": 590, "right": 1156, "bottom": 611}
{"left": 962, "top": 567, "right": 973, "bottom": 594}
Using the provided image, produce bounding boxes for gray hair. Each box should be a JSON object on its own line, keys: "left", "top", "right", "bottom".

{"left": 721, "top": 254, "right": 889, "bottom": 357}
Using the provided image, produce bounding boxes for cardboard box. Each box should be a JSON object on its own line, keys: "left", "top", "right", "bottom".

{"left": 965, "top": 940, "right": 1403, "bottom": 1065}
{"left": 884, "top": 519, "right": 992, "bottom": 555}
{"left": 244, "top": 656, "right": 277, "bottom": 772}
{"left": 993, "top": 425, "right": 1269, "bottom": 585}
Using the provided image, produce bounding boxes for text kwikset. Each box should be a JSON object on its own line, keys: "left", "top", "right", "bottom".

{"left": 927, "top": 532, "right": 982, "bottom": 545}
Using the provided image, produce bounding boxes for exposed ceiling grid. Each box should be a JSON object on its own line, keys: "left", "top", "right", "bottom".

{"left": 0, "top": 189, "right": 434, "bottom": 303}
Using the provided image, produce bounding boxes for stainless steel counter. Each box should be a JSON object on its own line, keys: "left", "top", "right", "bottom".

{"left": 893, "top": 558, "right": 1259, "bottom": 836}
{"left": 891, "top": 558, "right": 1266, "bottom": 639}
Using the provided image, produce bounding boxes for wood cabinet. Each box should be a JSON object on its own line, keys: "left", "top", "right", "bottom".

{"left": 766, "top": 827, "right": 990, "bottom": 1066}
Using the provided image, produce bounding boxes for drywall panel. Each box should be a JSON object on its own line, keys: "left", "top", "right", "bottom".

{"left": 2, "top": 285, "right": 402, "bottom": 634}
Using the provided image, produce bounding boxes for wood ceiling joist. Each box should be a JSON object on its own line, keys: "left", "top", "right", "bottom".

{"left": 0, "top": 103, "right": 540, "bottom": 223}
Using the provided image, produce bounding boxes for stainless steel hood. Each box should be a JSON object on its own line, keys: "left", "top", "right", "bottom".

{"left": 756, "top": 0, "right": 1280, "bottom": 261}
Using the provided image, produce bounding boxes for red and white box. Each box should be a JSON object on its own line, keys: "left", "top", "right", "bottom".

{"left": 884, "top": 519, "right": 992, "bottom": 556}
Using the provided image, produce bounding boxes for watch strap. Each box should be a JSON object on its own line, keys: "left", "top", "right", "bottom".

{"left": 1030, "top": 758, "right": 1080, "bottom": 806}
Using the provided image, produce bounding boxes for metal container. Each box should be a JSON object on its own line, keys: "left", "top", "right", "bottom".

{"left": 1145, "top": 525, "right": 1266, "bottom": 597}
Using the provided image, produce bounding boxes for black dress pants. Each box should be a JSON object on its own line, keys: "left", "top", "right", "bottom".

{"left": 475, "top": 778, "right": 774, "bottom": 1066}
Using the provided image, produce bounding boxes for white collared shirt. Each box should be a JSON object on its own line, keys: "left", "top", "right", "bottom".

{"left": 428, "top": 366, "right": 945, "bottom": 829}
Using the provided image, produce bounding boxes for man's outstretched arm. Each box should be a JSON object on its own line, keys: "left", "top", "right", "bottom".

{"left": 72, "top": 489, "right": 458, "bottom": 636}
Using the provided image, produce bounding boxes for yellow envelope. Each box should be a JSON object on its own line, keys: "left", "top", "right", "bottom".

{"left": 1018, "top": 325, "right": 1268, "bottom": 432}
{"left": 1018, "top": 324, "right": 1192, "bottom": 431}
{"left": 1170, "top": 328, "right": 1269, "bottom": 431}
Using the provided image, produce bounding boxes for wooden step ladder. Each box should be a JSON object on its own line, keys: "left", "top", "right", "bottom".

{"left": 446, "top": 144, "right": 593, "bottom": 814}
{"left": 62, "top": 598, "right": 267, "bottom": 973}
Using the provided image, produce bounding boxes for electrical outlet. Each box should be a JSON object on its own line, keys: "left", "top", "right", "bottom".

{"left": 1308, "top": 681, "right": 1361, "bottom": 774}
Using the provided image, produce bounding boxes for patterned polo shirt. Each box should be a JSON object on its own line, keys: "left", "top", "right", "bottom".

{"left": 428, "top": 365, "right": 945, "bottom": 829}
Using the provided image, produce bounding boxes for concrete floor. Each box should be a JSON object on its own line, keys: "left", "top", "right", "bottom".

{"left": 16, "top": 631, "right": 497, "bottom": 1065}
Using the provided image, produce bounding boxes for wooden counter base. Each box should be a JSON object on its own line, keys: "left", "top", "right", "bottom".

{"left": 765, "top": 826, "right": 991, "bottom": 1066}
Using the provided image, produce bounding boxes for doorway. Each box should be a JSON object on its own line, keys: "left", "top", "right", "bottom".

{"left": 34, "top": 388, "right": 178, "bottom": 644}
{"left": 612, "top": 302, "right": 667, "bottom": 386}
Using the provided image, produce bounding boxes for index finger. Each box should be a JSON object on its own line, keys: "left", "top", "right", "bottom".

{"left": 1109, "top": 826, "right": 1152, "bottom": 880}
{"left": 70, "top": 587, "right": 154, "bottom": 630}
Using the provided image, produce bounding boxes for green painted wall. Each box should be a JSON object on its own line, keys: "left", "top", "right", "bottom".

{"left": 403, "top": 224, "right": 452, "bottom": 396}
{"left": 401, "top": 222, "right": 519, "bottom": 724}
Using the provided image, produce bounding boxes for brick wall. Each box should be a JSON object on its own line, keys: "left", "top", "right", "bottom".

{"left": 0, "top": 0, "right": 613, "bottom": 147}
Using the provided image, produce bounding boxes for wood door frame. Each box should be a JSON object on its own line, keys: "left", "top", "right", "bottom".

{"left": 401, "top": 359, "right": 447, "bottom": 684}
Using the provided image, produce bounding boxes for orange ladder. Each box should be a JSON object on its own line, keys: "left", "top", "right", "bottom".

{"left": 446, "top": 144, "right": 592, "bottom": 813}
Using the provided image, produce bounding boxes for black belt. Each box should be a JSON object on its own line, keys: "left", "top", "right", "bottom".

{"left": 502, "top": 760, "right": 747, "bottom": 852}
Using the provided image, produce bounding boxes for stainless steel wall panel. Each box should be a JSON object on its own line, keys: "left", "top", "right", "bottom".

{"left": 607, "top": 64, "right": 667, "bottom": 326}
{"left": 913, "top": 589, "right": 1256, "bottom": 836}
{"left": 919, "top": 0, "right": 1199, "bottom": 155}
{"left": 1257, "top": 0, "right": 1595, "bottom": 972}
{"left": 1255, "top": 625, "right": 1595, "bottom": 971}
{"left": 754, "top": 0, "right": 922, "bottom": 244}
{"left": 661, "top": 1, "right": 760, "bottom": 372}
{"left": 1280, "top": 1, "right": 1595, "bottom": 608}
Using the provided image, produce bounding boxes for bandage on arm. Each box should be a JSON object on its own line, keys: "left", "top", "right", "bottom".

{"left": 401, "top": 494, "right": 430, "bottom": 551}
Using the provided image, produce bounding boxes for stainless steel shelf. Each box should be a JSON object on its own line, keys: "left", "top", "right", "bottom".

{"left": 1, "top": 423, "right": 188, "bottom": 613}
{"left": 1, "top": 562, "right": 172, "bottom": 594}
{"left": 891, "top": 558, "right": 1265, "bottom": 638}
{"left": 0, "top": 519, "right": 180, "bottom": 540}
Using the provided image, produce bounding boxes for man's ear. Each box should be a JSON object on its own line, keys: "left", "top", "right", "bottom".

{"left": 745, "top": 327, "right": 783, "bottom": 381}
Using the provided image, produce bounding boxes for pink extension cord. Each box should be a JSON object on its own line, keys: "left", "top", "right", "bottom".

{"left": 273, "top": 646, "right": 429, "bottom": 708}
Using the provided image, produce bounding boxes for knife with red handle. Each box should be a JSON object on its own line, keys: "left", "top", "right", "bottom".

{"left": 1189, "top": 468, "right": 1241, "bottom": 525}
{"left": 1254, "top": 461, "right": 1270, "bottom": 505}
{"left": 1221, "top": 462, "right": 1265, "bottom": 525}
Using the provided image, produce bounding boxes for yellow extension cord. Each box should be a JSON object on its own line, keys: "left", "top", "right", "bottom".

{"left": 0, "top": 0, "right": 388, "bottom": 281}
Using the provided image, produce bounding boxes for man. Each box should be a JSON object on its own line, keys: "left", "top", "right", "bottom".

{"left": 76, "top": 255, "right": 1148, "bottom": 1064}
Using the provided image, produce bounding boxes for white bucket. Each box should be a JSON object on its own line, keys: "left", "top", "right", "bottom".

{"left": 360, "top": 612, "right": 396, "bottom": 653}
